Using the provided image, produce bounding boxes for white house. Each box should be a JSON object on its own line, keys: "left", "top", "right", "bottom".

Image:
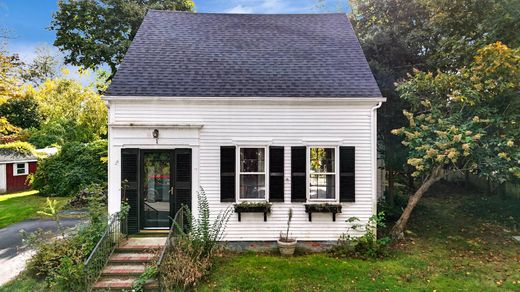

{"left": 105, "top": 11, "right": 385, "bottom": 244}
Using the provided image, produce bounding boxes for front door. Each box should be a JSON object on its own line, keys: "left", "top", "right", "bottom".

{"left": 142, "top": 150, "right": 173, "bottom": 228}
{"left": 137, "top": 149, "right": 193, "bottom": 230}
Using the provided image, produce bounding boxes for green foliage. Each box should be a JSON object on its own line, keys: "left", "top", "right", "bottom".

{"left": 330, "top": 212, "right": 391, "bottom": 259}
{"left": 0, "top": 95, "right": 42, "bottom": 129}
{"left": 181, "top": 187, "right": 232, "bottom": 258}
{"left": 37, "top": 197, "right": 65, "bottom": 236}
{"left": 51, "top": 0, "right": 194, "bottom": 76}
{"left": 24, "top": 187, "right": 108, "bottom": 290}
{"left": 32, "top": 140, "right": 108, "bottom": 197}
{"left": 26, "top": 78, "right": 107, "bottom": 148}
{"left": 68, "top": 183, "right": 107, "bottom": 208}
{"left": 0, "top": 141, "right": 36, "bottom": 156}
{"left": 349, "top": 0, "right": 520, "bottom": 178}
{"left": 393, "top": 43, "right": 520, "bottom": 183}
{"left": 132, "top": 266, "right": 158, "bottom": 292}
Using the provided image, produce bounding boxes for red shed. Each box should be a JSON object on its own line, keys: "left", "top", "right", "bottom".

{"left": 0, "top": 152, "right": 38, "bottom": 194}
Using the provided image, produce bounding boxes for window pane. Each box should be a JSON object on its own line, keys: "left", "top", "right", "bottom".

{"left": 240, "top": 174, "right": 265, "bottom": 199}
{"left": 240, "top": 148, "right": 265, "bottom": 172}
{"left": 16, "top": 163, "right": 26, "bottom": 174}
{"left": 310, "top": 148, "right": 335, "bottom": 173}
{"left": 309, "top": 174, "right": 335, "bottom": 199}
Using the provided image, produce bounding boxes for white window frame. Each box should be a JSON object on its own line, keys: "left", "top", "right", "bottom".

{"left": 13, "top": 162, "right": 29, "bottom": 176}
{"left": 236, "top": 146, "right": 269, "bottom": 202}
{"left": 306, "top": 146, "right": 339, "bottom": 202}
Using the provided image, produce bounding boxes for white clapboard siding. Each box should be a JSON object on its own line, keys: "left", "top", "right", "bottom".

{"left": 108, "top": 99, "right": 379, "bottom": 241}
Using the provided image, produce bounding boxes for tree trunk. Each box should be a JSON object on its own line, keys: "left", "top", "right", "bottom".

{"left": 391, "top": 166, "right": 444, "bottom": 240}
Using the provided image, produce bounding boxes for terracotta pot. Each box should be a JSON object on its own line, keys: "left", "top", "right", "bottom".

{"left": 277, "top": 239, "right": 297, "bottom": 256}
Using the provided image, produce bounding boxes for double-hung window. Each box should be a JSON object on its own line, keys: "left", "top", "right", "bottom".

{"left": 308, "top": 147, "right": 337, "bottom": 200}
{"left": 14, "top": 163, "right": 29, "bottom": 176}
{"left": 238, "top": 147, "right": 267, "bottom": 200}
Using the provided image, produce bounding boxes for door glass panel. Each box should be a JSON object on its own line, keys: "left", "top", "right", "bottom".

{"left": 143, "top": 152, "right": 171, "bottom": 228}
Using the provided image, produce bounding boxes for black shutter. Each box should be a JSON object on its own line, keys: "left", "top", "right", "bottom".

{"left": 174, "top": 149, "right": 192, "bottom": 215}
{"left": 340, "top": 146, "right": 355, "bottom": 202}
{"left": 121, "top": 148, "right": 139, "bottom": 234}
{"left": 220, "top": 146, "right": 236, "bottom": 202}
{"left": 291, "top": 146, "right": 306, "bottom": 202}
{"left": 269, "top": 146, "right": 284, "bottom": 202}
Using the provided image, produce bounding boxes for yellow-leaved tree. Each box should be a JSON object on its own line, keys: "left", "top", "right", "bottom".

{"left": 391, "top": 42, "right": 520, "bottom": 239}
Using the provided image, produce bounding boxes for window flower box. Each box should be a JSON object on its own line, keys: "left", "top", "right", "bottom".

{"left": 304, "top": 203, "right": 342, "bottom": 222}
{"left": 233, "top": 201, "right": 272, "bottom": 222}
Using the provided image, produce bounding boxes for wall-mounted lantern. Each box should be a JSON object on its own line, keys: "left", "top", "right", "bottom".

{"left": 153, "top": 129, "right": 159, "bottom": 144}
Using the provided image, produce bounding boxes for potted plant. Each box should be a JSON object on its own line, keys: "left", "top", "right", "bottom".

{"left": 277, "top": 208, "right": 297, "bottom": 256}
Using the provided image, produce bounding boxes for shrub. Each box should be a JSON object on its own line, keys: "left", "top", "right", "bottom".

{"left": 31, "top": 140, "right": 107, "bottom": 196}
{"left": 24, "top": 187, "right": 108, "bottom": 290}
{"left": 158, "top": 187, "right": 231, "bottom": 290}
{"left": 182, "top": 187, "right": 232, "bottom": 257}
{"left": 330, "top": 212, "right": 391, "bottom": 259}
{"left": 159, "top": 236, "right": 212, "bottom": 289}
{"left": 68, "top": 183, "right": 107, "bottom": 208}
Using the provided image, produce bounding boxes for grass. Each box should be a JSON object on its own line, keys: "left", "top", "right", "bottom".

{"left": 0, "top": 190, "right": 69, "bottom": 229}
{"left": 2, "top": 183, "right": 519, "bottom": 291}
{"left": 0, "top": 273, "right": 46, "bottom": 292}
{"left": 197, "top": 183, "right": 520, "bottom": 291}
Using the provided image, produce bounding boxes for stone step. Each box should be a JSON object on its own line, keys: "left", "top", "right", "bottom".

{"left": 92, "top": 277, "right": 159, "bottom": 290}
{"left": 101, "top": 264, "right": 146, "bottom": 276}
{"left": 109, "top": 252, "right": 156, "bottom": 264}
{"left": 133, "top": 230, "right": 170, "bottom": 237}
{"left": 115, "top": 237, "right": 167, "bottom": 252}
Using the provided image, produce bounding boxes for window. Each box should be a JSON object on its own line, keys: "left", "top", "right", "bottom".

{"left": 238, "top": 148, "right": 266, "bottom": 199}
{"left": 309, "top": 147, "right": 336, "bottom": 200}
{"left": 14, "top": 163, "right": 29, "bottom": 176}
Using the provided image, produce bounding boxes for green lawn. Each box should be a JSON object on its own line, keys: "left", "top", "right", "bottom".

{"left": 2, "top": 184, "right": 519, "bottom": 291}
{"left": 0, "top": 190, "right": 69, "bottom": 229}
{"left": 197, "top": 184, "right": 520, "bottom": 291}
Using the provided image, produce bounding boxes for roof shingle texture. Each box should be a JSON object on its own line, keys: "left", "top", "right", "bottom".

{"left": 107, "top": 11, "right": 382, "bottom": 98}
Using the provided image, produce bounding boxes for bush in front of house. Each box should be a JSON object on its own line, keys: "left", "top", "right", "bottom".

{"left": 24, "top": 187, "right": 108, "bottom": 290}
{"left": 68, "top": 183, "right": 107, "bottom": 208}
{"left": 158, "top": 188, "right": 232, "bottom": 289}
{"left": 31, "top": 139, "right": 107, "bottom": 197}
{"left": 329, "top": 212, "right": 391, "bottom": 259}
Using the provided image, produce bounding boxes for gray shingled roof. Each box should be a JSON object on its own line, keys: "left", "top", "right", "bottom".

{"left": 0, "top": 152, "right": 37, "bottom": 163}
{"left": 107, "top": 11, "right": 382, "bottom": 98}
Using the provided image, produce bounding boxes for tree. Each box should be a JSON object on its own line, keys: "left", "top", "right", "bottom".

{"left": 0, "top": 95, "right": 42, "bottom": 129}
{"left": 390, "top": 43, "right": 520, "bottom": 239}
{"left": 0, "top": 51, "right": 23, "bottom": 102}
{"left": 20, "top": 46, "right": 61, "bottom": 86}
{"left": 50, "top": 0, "right": 195, "bottom": 78}
{"left": 349, "top": 0, "right": 520, "bottom": 196}
{"left": 27, "top": 78, "right": 108, "bottom": 147}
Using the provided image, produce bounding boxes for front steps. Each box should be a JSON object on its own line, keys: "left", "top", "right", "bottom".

{"left": 92, "top": 236, "right": 167, "bottom": 291}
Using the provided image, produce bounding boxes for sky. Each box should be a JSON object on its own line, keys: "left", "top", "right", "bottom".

{"left": 0, "top": 0, "right": 348, "bottom": 83}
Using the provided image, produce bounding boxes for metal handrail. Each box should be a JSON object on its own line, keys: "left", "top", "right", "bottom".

{"left": 157, "top": 207, "right": 186, "bottom": 291}
{"left": 83, "top": 212, "right": 127, "bottom": 291}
